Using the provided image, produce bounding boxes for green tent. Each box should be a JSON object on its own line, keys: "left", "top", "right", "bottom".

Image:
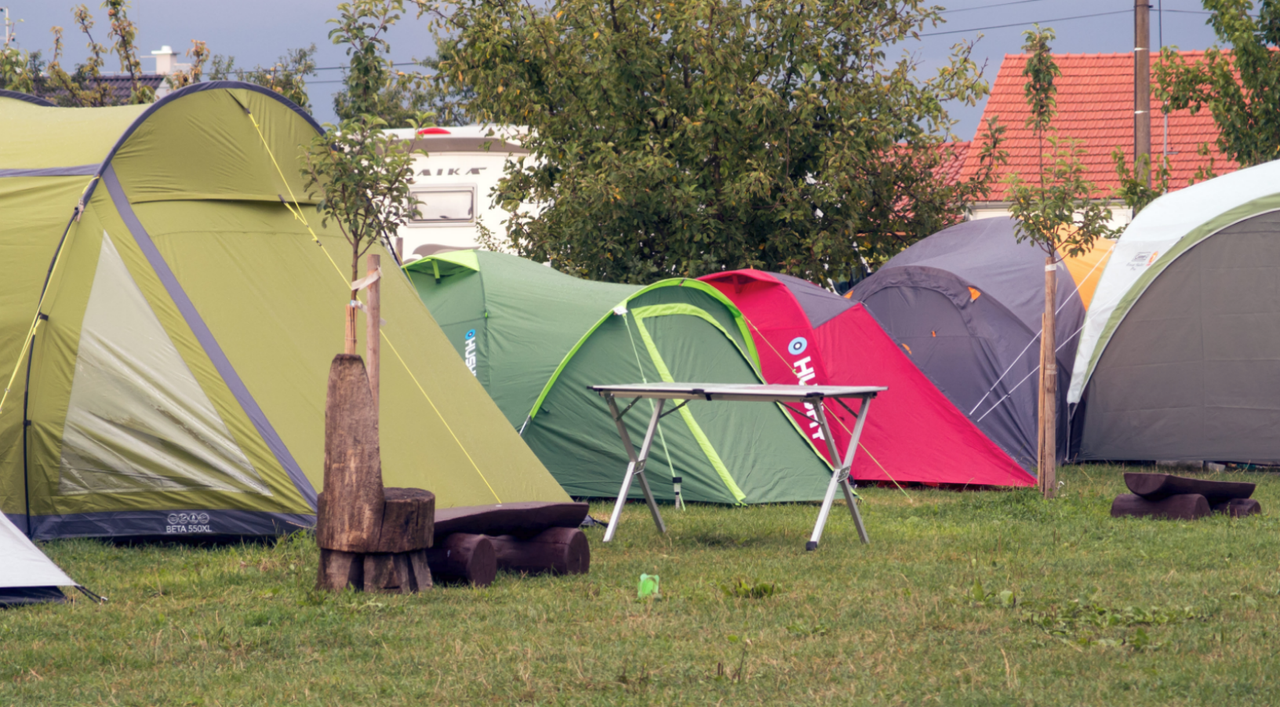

{"left": 405, "top": 252, "right": 834, "bottom": 505}
{"left": 0, "top": 84, "right": 568, "bottom": 540}
{"left": 403, "top": 250, "right": 640, "bottom": 427}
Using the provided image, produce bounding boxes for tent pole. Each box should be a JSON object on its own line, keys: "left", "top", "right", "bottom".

{"left": 21, "top": 329, "right": 36, "bottom": 538}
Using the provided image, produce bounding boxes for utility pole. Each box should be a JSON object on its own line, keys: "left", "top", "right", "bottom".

{"left": 2, "top": 8, "right": 11, "bottom": 46}
{"left": 1135, "top": 0, "right": 1152, "bottom": 188}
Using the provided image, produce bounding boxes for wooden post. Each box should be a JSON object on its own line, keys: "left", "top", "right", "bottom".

{"left": 1135, "top": 0, "right": 1151, "bottom": 188}
{"left": 316, "top": 354, "right": 434, "bottom": 592}
{"left": 1039, "top": 257, "right": 1057, "bottom": 499}
{"left": 317, "top": 354, "right": 385, "bottom": 553}
{"left": 365, "top": 254, "right": 380, "bottom": 415}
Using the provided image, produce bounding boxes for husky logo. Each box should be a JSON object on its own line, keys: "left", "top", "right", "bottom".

{"left": 790, "top": 349, "right": 825, "bottom": 442}
{"left": 463, "top": 329, "right": 478, "bottom": 376}
{"left": 165, "top": 512, "right": 212, "bottom": 534}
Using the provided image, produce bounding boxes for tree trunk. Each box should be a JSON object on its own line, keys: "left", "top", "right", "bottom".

{"left": 1039, "top": 256, "right": 1057, "bottom": 499}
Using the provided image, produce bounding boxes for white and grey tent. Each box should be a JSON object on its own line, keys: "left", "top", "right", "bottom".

{"left": 1069, "top": 160, "right": 1280, "bottom": 463}
{"left": 0, "top": 512, "right": 78, "bottom": 606}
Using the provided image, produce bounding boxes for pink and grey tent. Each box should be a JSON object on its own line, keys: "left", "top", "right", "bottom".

{"left": 702, "top": 270, "right": 1034, "bottom": 487}
{"left": 849, "top": 217, "right": 1093, "bottom": 471}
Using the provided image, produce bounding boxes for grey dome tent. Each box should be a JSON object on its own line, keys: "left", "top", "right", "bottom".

{"left": 1069, "top": 160, "right": 1280, "bottom": 463}
{"left": 850, "top": 217, "right": 1093, "bottom": 471}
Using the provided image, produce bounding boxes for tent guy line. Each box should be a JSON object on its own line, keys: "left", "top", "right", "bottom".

{"left": 243, "top": 104, "right": 503, "bottom": 504}
{"left": 966, "top": 244, "right": 1113, "bottom": 417}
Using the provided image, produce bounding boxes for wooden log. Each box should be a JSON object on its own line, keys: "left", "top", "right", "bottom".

{"left": 434, "top": 502, "right": 589, "bottom": 538}
{"left": 490, "top": 527, "right": 590, "bottom": 576}
{"left": 1111, "top": 493, "right": 1210, "bottom": 520}
{"left": 317, "top": 354, "right": 384, "bottom": 553}
{"left": 374, "top": 487, "right": 434, "bottom": 553}
{"left": 1212, "top": 498, "right": 1262, "bottom": 518}
{"left": 317, "top": 548, "right": 363, "bottom": 591}
{"left": 424, "top": 533, "right": 496, "bottom": 587}
{"left": 1123, "top": 472, "right": 1255, "bottom": 503}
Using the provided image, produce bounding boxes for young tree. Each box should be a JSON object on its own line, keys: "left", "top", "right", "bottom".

{"left": 303, "top": 2, "right": 428, "bottom": 355}
{"left": 302, "top": 119, "right": 421, "bottom": 355}
{"left": 1004, "top": 26, "right": 1117, "bottom": 498}
{"left": 331, "top": 0, "right": 434, "bottom": 127}
{"left": 207, "top": 45, "right": 317, "bottom": 113}
{"left": 421, "top": 0, "right": 999, "bottom": 284}
{"left": 1154, "top": 0, "right": 1280, "bottom": 168}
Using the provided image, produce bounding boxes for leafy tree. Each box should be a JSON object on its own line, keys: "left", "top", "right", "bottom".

{"left": 422, "top": 0, "right": 1000, "bottom": 284}
{"left": 38, "top": 1, "right": 177, "bottom": 106}
{"left": 1111, "top": 150, "right": 1171, "bottom": 216}
{"left": 1003, "top": 26, "right": 1116, "bottom": 498}
{"left": 419, "top": 49, "right": 472, "bottom": 126}
{"left": 331, "top": 0, "right": 433, "bottom": 127}
{"left": 165, "top": 40, "right": 209, "bottom": 92}
{"left": 1, "top": 23, "right": 37, "bottom": 95}
{"left": 1154, "top": 0, "right": 1280, "bottom": 168}
{"left": 207, "top": 45, "right": 317, "bottom": 113}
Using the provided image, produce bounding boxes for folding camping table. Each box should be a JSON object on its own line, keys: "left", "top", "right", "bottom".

{"left": 590, "top": 383, "right": 886, "bottom": 550}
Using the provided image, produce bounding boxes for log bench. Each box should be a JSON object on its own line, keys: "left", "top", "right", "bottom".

{"left": 1111, "top": 472, "right": 1260, "bottom": 521}
{"left": 425, "top": 502, "right": 592, "bottom": 586}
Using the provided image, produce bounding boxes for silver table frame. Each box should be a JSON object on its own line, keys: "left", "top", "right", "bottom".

{"left": 591, "top": 383, "right": 885, "bottom": 550}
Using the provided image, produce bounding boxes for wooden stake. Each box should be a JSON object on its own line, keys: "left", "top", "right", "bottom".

{"left": 1040, "top": 257, "right": 1057, "bottom": 499}
{"left": 366, "top": 254, "right": 380, "bottom": 416}
{"left": 394, "top": 237, "right": 404, "bottom": 264}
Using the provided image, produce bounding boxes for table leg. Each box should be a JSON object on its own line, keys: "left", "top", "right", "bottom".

{"left": 807, "top": 396, "right": 873, "bottom": 550}
{"left": 603, "top": 395, "right": 667, "bottom": 542}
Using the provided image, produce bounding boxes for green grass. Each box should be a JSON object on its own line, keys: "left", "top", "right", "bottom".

{"left": 6, "top": 465, "right": 1280, "bottom": 705}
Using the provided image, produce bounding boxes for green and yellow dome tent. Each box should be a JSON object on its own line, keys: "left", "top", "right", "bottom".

{"left": 405, "top": 251, "right": 835, "bottom": 505}
{"left": 0, "top": 84, "right": 567, "bottom": 540}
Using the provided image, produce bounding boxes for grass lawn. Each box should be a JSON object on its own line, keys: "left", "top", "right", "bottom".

{"left": 4, "top": 464, "right": 1280, "bottom": 706}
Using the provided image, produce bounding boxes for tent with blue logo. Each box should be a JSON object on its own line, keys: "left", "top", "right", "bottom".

{"left": 405, "top": 251, "right": 837, "bottom": 504}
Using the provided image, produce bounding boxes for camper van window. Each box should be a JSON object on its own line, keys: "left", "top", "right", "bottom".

{"left": 410, "top": 188, "right": 476, "bottom": 224}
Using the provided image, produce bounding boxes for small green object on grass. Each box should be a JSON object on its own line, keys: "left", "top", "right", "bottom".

{"left": 638, "top": 574, "right": 660, "bottom": 599}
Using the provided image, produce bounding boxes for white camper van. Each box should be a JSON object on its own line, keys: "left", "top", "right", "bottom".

{"left": 385, "top": 125, "right": 533, "bottom": 261}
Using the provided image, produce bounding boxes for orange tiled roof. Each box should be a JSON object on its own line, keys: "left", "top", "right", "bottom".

{"left": 935, "top": 141, "right": 970, "bottom": 186}
{"left": 958, "top": 52, "right": 1238, "bottom": 201}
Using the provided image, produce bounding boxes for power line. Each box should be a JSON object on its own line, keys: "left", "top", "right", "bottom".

{"left": 940, "top": 0, "right": 1051, "bottom": 15}
{"left": 310, "top": 61, "right": 424, "bottom": 72}
{"left": 921, "top": 10, "right": 1131, "bottom": 37}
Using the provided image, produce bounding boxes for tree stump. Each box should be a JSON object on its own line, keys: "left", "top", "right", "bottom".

{"left": 316, "top": 354, "right": 434, "bottom": 592}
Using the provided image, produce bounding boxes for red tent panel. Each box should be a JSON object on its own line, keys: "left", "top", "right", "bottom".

{"left": 702, "top": 270, "right": 1034, "bottom": 488}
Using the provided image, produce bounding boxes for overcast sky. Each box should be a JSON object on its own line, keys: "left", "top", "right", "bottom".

{"left": 4, "top": 0, "right": 1223, "bottom": 137}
